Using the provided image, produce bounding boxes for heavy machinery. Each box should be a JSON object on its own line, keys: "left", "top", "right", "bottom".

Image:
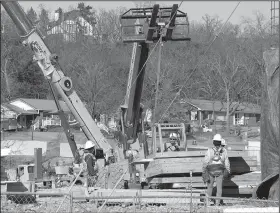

{"left": 116, "top": 4, "right": 191, "bottom": 188}
{"left": 1, "top": 1, "right": 129, "bottom": 193}
{"left": 2, "top": 2, "right": 264, "bottom": 196}
{"left": 1, "top": 2, "right": 120, "bottom": 169}
{"left": 117, "top": 4, "right": 262, "bottom": 195}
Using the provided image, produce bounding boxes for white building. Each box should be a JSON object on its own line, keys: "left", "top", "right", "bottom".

{"left": 47, "top": 8, "right": 96, "bottom": 42}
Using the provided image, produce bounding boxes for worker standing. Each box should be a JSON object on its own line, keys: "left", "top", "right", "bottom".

{"left": 202, "top": 134, "right": 230, "bottom": 205}
{"left": 83, "top": 140, "right": 98, "bottom": 199}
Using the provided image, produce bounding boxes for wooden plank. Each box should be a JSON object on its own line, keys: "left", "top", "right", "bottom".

{"left": 150, "top": 158, "right": 257, "bottom": 167}
{"left": 146, "top": 163, "right": 204, "bottom": 177}
{"left": 154, "top": 151, "right": 206, "bottom": 159}
{"left": 146, "top": 172, "right": 261, "bottom": 195}
{"left": 153, "top": 150, "right": 253, "bottom": 159}
{"left": 146, "top": 165, "right": 258, "bottom": 178}
{"left": 152, "top": 157, "right": 204, "bottom": 164}
{"left": 147, "top": 159, "right": 258, "bottom": 171}
{"left": 149, "top": 176, "right": 202, "bottom": 184}
{"left": 149, "top": 173, "right": 262, "bottom": 185}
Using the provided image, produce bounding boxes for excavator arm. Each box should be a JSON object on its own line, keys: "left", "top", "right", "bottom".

{"left": 2, "top": 1, "right": 112, "bottom": 160}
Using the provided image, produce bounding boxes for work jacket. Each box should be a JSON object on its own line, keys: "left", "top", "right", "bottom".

{"left": 202, "top": 147, "right": 230, "bottom": 176}
{"left": 83, "top": 151, "right": 97, "bottom": 176}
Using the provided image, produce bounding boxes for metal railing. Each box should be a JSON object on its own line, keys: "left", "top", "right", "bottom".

{"left": 1, "top": 190, "right": 278, "bottom": 213}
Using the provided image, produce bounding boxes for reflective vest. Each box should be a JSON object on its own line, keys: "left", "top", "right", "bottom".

{"left": 82, "top": 152, "right": 96, "bottom": 173}
{"left": 207, "top": 147, "right": 225, "bottom": 177}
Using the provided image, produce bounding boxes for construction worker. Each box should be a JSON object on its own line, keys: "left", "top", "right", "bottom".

{"left": 202, "top": 134, "right": 230, "bottom": 205}
{"left": 166, "top": 133, "right": 180, "bottom": 151}
{"left": 83, "top": 140, "right": 98, "bottom": 199}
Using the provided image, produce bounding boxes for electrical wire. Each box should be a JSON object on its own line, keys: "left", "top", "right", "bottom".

{"left": 158, "top": 1, "right": 241, "bottom": 123}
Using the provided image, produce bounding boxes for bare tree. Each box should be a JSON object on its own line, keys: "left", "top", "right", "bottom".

{"left": 92, "top": 7, "right": 127, "bottom": 44}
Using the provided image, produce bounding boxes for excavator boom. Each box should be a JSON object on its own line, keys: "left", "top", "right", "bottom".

{"left": 2, "top": 1, "right": 112, "bottom": 157}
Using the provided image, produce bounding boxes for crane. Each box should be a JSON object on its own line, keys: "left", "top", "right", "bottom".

{"left": 117, "top": 4, "right": 191, "bottom": 188}
{"left": 1, "top": 1, "right": 117, "bottom": 165}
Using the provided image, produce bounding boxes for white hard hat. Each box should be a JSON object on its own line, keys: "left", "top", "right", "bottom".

{"left": 170, "top": 133, "right": 178, "bottom": 138}
{"left": 213, "top": 134, "right": 222, "bottom": 141}
{"left": 84, "top": 140, "right": 95, "bottom": 150}
{"left": 221, "top": 139, "right": 226, "bottom": 146}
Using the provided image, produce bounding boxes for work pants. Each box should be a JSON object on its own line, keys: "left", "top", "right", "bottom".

{"left": 207, "top": 174, "right": 223, "bottom": 205}
{"left": 84, "top": 175, "right": 97, "bottom": 198}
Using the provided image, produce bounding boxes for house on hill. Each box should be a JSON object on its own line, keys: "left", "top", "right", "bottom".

{"left": 179, "top": 99, "right": 261, "bottom": 127}
{"left": 4, "top": 98, "right": 77, "bottom": 130}
{"left": 47, "top": 7, "right": 97, "bottom": 42}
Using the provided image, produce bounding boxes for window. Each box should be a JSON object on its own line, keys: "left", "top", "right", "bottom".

{"left": 28, "top": 166, "right": 34, "bottom": 173}
{"left": 18, "top": 167, "right": 24, "bottom": 176}
{"left": 256, "top": 114, "right": 261, "bottom": 122}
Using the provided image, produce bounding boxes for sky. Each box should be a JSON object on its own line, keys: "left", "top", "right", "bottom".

{"left": 18, "top": 1, "right": 273, "bottom": 24}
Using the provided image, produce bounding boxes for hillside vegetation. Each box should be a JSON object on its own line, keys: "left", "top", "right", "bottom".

{"left": 1, "top": 3, "right": 278, "bottom": 133}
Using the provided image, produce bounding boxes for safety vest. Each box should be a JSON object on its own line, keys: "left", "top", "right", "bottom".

{"left": 82, "top": 152, "right": 96, "bottom": 172}
{"left": 207, "top": 147, "right": 225, "bottom": 177}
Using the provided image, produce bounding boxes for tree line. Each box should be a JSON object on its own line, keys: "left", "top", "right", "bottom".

{"left": 1, "top": 3, "right": 278, "bottom": 133}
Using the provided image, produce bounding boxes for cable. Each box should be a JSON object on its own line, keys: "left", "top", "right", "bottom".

{"left": 158, "top": 1, "right": 241, "bottom": 122}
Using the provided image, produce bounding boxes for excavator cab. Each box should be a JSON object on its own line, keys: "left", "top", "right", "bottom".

{"left": 152, "top": 123, "right": 187, "bottom": 154}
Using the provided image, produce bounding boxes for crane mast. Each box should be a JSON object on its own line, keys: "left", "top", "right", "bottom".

{"left": 1, "top": 1, "right": 112, "bottom": 158}
{"left": 122, "top": 40, "right": 149, "bottom": 143}
{"left": 119, "top": 4, "right": 191, "bottom": 158}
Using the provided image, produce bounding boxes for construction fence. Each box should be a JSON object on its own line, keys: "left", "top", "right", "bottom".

{"left": 1, "top": 191, "right": 279, "bottom": 213}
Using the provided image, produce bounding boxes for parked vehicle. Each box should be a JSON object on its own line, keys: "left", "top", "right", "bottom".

{"left": 1, "top": 118, "right": 18, "bottom": 131}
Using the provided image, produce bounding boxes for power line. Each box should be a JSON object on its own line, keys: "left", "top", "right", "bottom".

{"left": 158, "top": 1, "right": 241, "bottom": 123}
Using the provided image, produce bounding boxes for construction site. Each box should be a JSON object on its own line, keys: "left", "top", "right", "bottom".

{"left": 0, "top": 1, "right": 279, "bottom": 213}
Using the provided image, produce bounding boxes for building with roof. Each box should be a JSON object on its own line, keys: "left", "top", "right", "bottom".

{"left": 47, "top": 7, "right": 97, "bottom": 42}
{"left": 1, "top": 103, "right": 37, "bottom": 130}
{"left": 2, "top": 98, "right": 76, "bottom": 130}
{"left": 9, "top": 98, "right": 71, "bottom": 114}
{"left": 179, "top": 99, "right": 261, "bottom": 126}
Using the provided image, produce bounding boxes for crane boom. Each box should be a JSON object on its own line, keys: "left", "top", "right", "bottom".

{"left": 123, "top": 41, "right": 148, "bottom": 142}
{"left": 2, "top": 1, "right": 112, "bottom": 156}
